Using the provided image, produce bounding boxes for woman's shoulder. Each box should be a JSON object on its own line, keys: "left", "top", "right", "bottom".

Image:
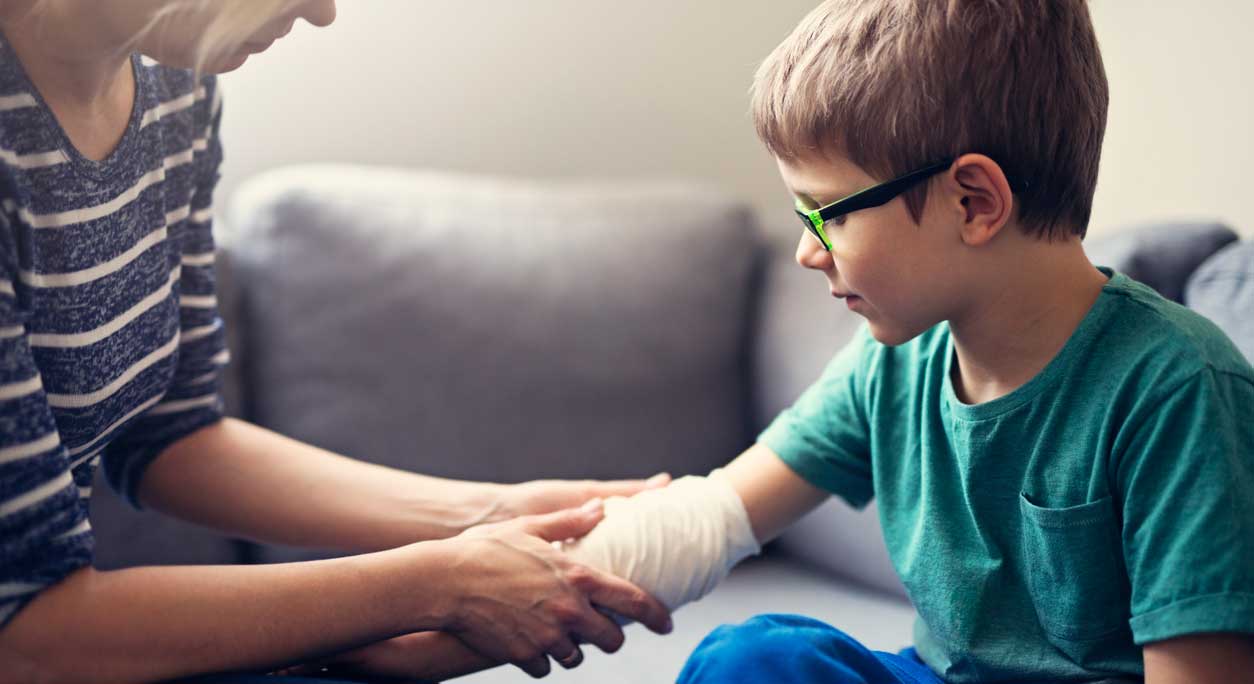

{"left": 138, "top": 57, "right": 221, "bottom": 130}
{"left": 0, "top": 87, "right": 51, "bottom": 200}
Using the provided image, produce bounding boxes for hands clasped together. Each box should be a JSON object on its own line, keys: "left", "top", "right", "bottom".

{"left": 279, "top": 481, "right": 674, "bottom": 681}
{"left": 447, "top": 499, "right": 674, "bottom": 676}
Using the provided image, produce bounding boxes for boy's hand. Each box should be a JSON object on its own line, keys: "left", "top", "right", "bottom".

{"left": 502, "top": 472, "right": 672, "bottom": 519}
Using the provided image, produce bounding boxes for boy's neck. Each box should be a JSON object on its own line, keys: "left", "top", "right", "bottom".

{"left": 947, "top": 235, "right": 1108, "bottom": 406}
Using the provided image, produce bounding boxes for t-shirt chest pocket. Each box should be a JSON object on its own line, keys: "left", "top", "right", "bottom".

{"left": 1018, "top": 493, "right": 1131, "bottom": 654}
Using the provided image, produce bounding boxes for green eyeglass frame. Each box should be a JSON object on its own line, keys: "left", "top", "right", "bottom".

{"left": 793, "top": 159, "right": 955, "bottom": 251}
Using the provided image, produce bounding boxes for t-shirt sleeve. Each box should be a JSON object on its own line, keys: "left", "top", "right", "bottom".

{"left": 101, "top": 78, "right": 229, "bottom": 507}
{"left": 0, "top": 214, "right": 93, "bottom": 631}
{"left": 757, "top": 326, "right": 876, "bottom": 509}
{"left": 1116, "top": 366, "right": 1254, "bottom": 644}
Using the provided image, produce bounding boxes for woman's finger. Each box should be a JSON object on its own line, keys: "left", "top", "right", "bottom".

{"left": 519, "top": 500, "right": 604, "bottom": 542}
{"left": 583, "top": 473, "right": 672, "bottom": 499}
{"left": 515, "top": 654, "right": 552, "bottom": 679}
{"left": 548, "top": 636, "right": 585, "bottom": 669}
{"left": 571, "top": 566, "right": 672, "bottom": 636}
{"left": 568, "top": 602, "right": 626, "bottom": 654}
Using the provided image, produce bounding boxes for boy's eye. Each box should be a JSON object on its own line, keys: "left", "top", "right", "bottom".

{"left": 828, "top": 214, "right": 848, "bottom": 227}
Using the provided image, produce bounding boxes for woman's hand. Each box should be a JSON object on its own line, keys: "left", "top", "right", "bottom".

{"left": 434, "top": 501, "right": 673, "bottom": 678}
{"left": 501, "top": 472, "right": 672, "bottom": 519}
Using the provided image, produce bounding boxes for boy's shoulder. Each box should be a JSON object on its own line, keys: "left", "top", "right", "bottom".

{"left": 850, "top": 270, "right": 1253, "bottom": 402}
{"left": 1099, "top": 271, "right": 1252, "bottom": 383}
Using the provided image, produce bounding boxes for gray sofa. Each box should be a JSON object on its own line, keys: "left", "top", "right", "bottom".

{"left": 87, "top": 165, "right": 1253, "bottom": 682}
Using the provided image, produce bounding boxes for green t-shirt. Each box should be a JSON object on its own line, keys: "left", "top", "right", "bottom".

{"left": 760, "top": 270, "right": 1254, "bottom": 683}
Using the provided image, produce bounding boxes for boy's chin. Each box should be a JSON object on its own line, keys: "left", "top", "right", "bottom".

{"left": 864, "top": 319, "right": 929, "bottom": 348}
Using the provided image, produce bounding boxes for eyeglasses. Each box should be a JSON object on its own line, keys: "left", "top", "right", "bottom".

{"left": 793, "top": 159, "right": 955, "bottom": 251}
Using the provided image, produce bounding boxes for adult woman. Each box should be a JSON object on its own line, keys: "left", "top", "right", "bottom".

{"left": 0, "top": 2, "right": 671, "bottom": 681}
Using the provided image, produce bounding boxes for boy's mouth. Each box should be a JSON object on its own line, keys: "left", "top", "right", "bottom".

{"left": 831, "top": 290, "right": 864, "bottom": 311}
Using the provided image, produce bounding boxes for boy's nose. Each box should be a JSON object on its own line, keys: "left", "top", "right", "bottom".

{"left": 795, "top": 232, "right": 833, "bottom": 271}
{"left": 297, "top": 0, "right": 337, "bottom": 27}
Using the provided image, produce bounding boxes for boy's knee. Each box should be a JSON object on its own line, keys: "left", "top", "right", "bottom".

{"left": 678, "top": 613, "right": 885, "bottom": 684}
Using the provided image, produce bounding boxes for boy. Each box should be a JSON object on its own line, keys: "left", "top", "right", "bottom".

{"left": 287, "top": 1, "right": 1254, "bottom": 681}
{"left": 669, "top": 0, "right": 1254, "bottom": 681}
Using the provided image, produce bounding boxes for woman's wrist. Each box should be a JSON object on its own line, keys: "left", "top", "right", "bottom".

{"left": 364, "top": 540, "right": 467, "bottom": 633}
{"left": 335, "top": 475, "right": 513, "bottom": 549}
{"left": 460, "top": 480, "right": 515, "bottom": 526}
{"left": 391, "top": 478, "right": 513, "bottom": 541}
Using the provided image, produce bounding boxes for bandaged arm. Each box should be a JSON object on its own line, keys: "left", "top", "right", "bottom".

{"left": 560, "top": 443, "right": 829, "bottom": 613}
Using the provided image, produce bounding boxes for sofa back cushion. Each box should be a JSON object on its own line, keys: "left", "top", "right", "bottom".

{"left": 224, "top": 166, "right": 763, "bottom": 557}
{"left": 1083, "top": 221, "right": 1238, "bottom": 302}
{"left": 1186, "top": 241, "right": 1254, "bottom": 363}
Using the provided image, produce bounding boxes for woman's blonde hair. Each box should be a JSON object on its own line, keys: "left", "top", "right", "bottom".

{"left": 752, "top": 0, "right": 1109, "bottom": 239}
{"left": 25, "top": 0, "right": 298, "bottom": 73}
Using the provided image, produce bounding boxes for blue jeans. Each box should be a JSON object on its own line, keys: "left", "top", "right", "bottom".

{"left": 679, "top": 613, "right": 942, "bottom": 684}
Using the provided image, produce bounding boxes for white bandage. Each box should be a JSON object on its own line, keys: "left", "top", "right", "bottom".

{"left": 560, "top": 470, "right": 761, "bottom": 614}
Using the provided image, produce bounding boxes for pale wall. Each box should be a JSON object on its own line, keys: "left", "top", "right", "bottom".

{"left": 217, "top": 1, "right": 1254, "bottom": 241}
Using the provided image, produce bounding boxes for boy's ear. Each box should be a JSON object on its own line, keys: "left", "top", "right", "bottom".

{"left": 948, "top": 154, "right": 1014, "bottom": 247}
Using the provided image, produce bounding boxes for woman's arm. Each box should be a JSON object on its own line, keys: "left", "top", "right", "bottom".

{"left": 275, "top": 631, "right": 497, "bottom": 682}
{"left": 289, "top": 443, "right": 830, "bottom": 683}
{"left": 138, "top": 417, "right": 667, "bottom": 552}
{"left": 0, "top": 545, "right": 451, "bottom": 684}
{"left": 0, "top": 506, "right": 672, "bottom": 684}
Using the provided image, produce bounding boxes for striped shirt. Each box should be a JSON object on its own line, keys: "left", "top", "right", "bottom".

{"left": 0, "top": 40, "right": 228, "bottom": 628}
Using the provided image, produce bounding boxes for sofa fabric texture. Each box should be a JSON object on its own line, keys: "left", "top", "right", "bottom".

{"left": 1186, "top": 241, "right": 1254, "bottom": 362}
{"left": 223, "top": 167, "right": 764, "bottom": 560}
{"left": 1082, "top": 220, "right": 1238, "bottom": 302}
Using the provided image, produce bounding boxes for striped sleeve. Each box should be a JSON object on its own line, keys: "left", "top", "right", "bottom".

{"left": 0, "top": 213, "right": 94, "bottom": 630}
{"left": 101, "top": 79, "right": 228, "bottom": 507}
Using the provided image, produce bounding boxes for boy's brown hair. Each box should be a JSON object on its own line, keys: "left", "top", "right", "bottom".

{"left": 752, "top": 0, "right": 1108, "bottom": 239}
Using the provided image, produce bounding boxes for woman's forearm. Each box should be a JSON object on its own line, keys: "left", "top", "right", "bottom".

{"left": 0, "top": 544, "right": 455, "bottom": 684}
{"left": 138, "top": 417, "right": 508, "bottom": 551}
{"left": 276, "top": 631, "right": 498, "bottom": 682}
